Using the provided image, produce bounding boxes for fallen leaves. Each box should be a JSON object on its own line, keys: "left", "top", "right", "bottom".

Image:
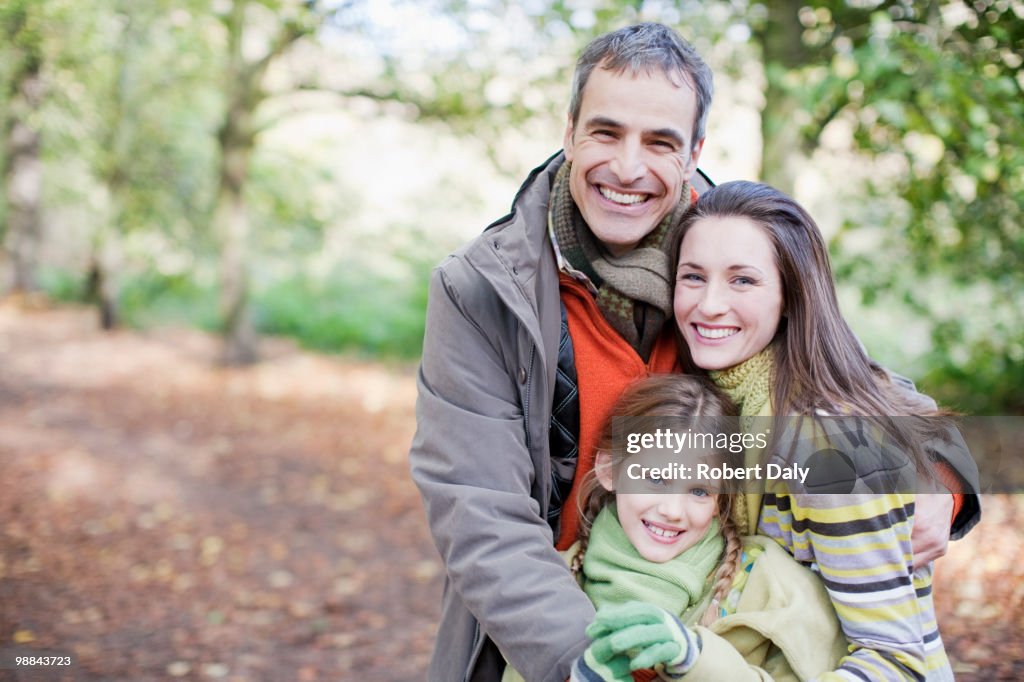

{"left": 0, "top": 303, "right": 440, "bottom": 679}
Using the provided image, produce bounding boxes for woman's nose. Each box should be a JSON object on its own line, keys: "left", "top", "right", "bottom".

{"left": 697, "top": 281, "right": 729, "bottom": 317}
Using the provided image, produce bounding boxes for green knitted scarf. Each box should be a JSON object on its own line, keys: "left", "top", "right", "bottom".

{"left": 581, "top": 505, "right": 723, "bottom": 619}
{"left": 709, "top": 346, "right": 776, "bottom": 418}
{"left": 709, "top": 346, "right": 776, "bottom": 535}
{"left": 549, "top": 161, "right": 690, "bottom": 361}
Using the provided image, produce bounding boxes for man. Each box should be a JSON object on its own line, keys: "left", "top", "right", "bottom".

{"left": 409, "top": 22, "right": 977, "bottom": 682}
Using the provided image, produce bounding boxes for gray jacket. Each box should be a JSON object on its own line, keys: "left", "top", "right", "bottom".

{"left": 409, "top": 153, "right": 591, "bottom": 682}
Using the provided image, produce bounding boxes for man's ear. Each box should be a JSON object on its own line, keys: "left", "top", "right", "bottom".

{"left": 595, "top": 450, "right": 615, "bottom": 491}
{"left": 684, "top": 136, "right": 705, "bottom": 181}
{"left": 563, "top": 113, "right": 575, "bottom": 161}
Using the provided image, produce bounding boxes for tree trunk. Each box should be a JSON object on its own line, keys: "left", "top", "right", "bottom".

{"left": 210, "top": 1, "right": 310, "bottom": 364}
{"left": 757, "top": 0, "right": 808, "bottom": 193}
{"left": 4, "top": 62, "right": 43, "bottom": 294}
{"left": 215, "top": 115, "right": 258, "bottom": 365}
{"left": 87, "top": 0, "right": 137, "bottom": 331}
{"left": 86, "top": 216, "right": 122, "bottom": 330}
{"left": 211, "top": 0, "right": 261, "bottom": 365}
{"left": 212, "top": 159, "right": 256, "bottom": 364}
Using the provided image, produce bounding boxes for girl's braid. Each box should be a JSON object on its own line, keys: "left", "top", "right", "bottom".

{"left": 571, "top": 477, "right": 614, "bottom": 578}
{"left": 700, "top": 500, "right": 743, "bottom": 627}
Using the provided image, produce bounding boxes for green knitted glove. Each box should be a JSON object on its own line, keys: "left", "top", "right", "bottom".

{"left": 585, "top": 601, "right": 701, "bottom": 678}
{"left": 570, "top": 643, "right": 632, "bottom": 682}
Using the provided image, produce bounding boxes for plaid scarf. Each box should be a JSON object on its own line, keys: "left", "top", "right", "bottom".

{"left": 550, "top": 162, "right": 690, "bottom": 361}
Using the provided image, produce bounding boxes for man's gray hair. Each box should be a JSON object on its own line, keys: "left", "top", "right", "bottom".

{"left": 568, "top": 23, "right": 714, "bottom": 143}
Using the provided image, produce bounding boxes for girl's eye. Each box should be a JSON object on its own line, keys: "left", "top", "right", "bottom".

{"left": 691, "top": 487, "right": 709, "bottom": 497}
{"left": 647, "top": 476, "right": 669, "bottom": 489}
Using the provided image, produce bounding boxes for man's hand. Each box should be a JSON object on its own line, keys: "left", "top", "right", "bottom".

{"left": 912, "top": 493, "right": 953, "bottom": 570}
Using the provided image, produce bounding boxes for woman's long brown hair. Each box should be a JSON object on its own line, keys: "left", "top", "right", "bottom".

{"left": 673, "top": 181, "right": 951, "bottom": 473}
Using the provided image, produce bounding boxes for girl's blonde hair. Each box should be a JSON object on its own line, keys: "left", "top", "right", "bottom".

{"left": 572, "top": 374, "right": 744, "bottom": 626}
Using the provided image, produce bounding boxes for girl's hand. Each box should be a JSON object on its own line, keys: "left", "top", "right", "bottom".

{"left": 586, "top": 602, "right": 701, "bottom": 678}
{"left": 570, "top": 644, "right": 632, "bottom": 682}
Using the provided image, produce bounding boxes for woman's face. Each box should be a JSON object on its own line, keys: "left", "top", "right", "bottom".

{"left": 674, "top": 216, "right": 784, "bottom": 371}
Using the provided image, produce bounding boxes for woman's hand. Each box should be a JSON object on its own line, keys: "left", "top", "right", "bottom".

{"left": 584, "top": 602, "right": 701, "bottom": 679}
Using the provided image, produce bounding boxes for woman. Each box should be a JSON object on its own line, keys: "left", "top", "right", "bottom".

{"left": 670, "top": 180, "right": 954, "bottom": 680}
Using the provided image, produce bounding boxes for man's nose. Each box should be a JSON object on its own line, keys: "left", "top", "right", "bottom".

{"left": 608, "top": 138, "right": 647, "bottom": 185}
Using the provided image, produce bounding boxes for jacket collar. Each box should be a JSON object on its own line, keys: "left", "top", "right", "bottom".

{"left": 465, "top": 152, "right": 564, "bottom": 384}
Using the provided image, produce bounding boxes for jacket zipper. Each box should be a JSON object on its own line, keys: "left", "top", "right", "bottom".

{"left": 522, "top": 344, "right": 536, "bottom": 450}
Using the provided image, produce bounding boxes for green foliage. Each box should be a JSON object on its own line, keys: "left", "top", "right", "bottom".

{"left": 118, "top": 270, "right": 221, "bottom": 331}
{"left": 36, "top": 267, "right": 87, "bottom": 303}
{"left": 38, "top": 256, "right": 434, "bottom": 360}
{"left": 255, "top": 261, "right": 430, "bottom": 359}
{"left": 36, "top": 265, "right": 219, "bottom": 330}
{"left": 763, "top": 0, "right": 1024, "bottom": 414}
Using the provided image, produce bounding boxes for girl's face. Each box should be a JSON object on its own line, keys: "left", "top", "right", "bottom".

{"left": 674, "top": 216, "right": 784, "bottom": 371}
{"left": 596, "top": 452, "right": 718, "bottom": 563}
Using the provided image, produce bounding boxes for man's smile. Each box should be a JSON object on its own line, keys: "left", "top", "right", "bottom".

{"left": 598, "top": 186, "right": 651, "bottom": 206}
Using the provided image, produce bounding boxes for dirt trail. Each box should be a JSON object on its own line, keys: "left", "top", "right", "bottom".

{"left": 0, "top": 301, "right": 1021, "bottom": 680}
{"left": 0, "top": 301, "right": 439, "bottom": 680}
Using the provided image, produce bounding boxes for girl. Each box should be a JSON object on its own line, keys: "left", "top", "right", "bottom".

{"left": 564, "top": 374, "right": 846, "bottom": 682}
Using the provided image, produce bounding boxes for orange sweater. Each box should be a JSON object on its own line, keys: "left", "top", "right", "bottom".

{"left": 554, "top": 274, "right": 680, "bottom": 551}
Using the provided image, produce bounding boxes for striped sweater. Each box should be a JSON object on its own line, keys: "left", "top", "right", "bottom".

{"left": 713, "top": 347, "right": 953, "bottom": 681}
{"left": 758, "top": 492, "right": 952, "bottom": 681}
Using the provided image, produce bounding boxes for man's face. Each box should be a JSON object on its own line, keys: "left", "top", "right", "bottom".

{"left": 563, "top": 66, "right": 704, "bottom": 257}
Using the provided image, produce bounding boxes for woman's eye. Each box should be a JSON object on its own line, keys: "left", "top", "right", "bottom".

{"left": 678, "top": 272, "right": 704, "bottom": 283}
{"left": 733, "top": 276, "right": 755, "bottom": 286}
